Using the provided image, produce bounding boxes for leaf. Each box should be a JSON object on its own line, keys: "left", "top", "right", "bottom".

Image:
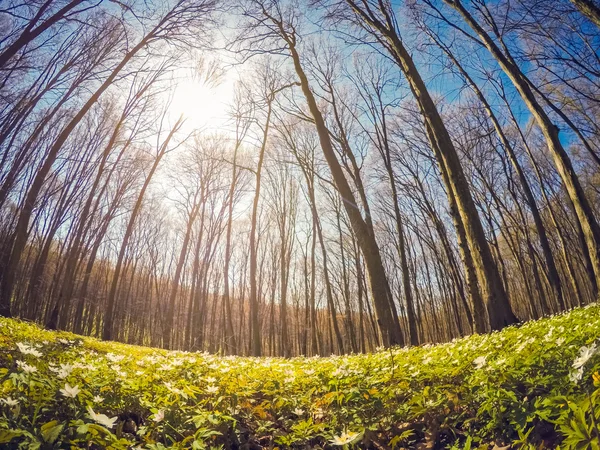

{"left": 0, "top": 429, "right": 24, "bottom": 444}
{"left": 41, "top": 420, "right": 64, "bottom": 444}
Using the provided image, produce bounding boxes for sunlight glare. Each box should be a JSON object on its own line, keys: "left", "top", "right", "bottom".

{"left": 169, "top": 73, "right": 233, "bottom": 130}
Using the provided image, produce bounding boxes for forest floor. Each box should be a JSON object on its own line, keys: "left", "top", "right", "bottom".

{"left": 1, "top": 306, "right": 600, "bottom": 449}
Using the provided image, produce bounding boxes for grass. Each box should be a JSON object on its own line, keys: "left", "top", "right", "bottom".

{"left": 1, "top": 305, "right": 600, "bottom": 449}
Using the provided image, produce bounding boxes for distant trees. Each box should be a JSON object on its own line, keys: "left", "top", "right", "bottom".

{"left": 1, "top": 0, "right": 599, "bottom": 355}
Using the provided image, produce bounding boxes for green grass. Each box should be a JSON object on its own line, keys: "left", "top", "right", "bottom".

{"left": 2, "top": 306, "right": 600, "bottom": 449}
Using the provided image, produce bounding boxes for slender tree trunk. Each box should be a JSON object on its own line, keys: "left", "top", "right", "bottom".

{"left": 222, "top": 142, "right": 240, "bottom": 354}
{"left": 102, "top": 118, "right": 182, "bottom": 340}
{"left": 249, "top": 103, "right": 272, "bottom": 357}
{"left": 164, "top": 203, "right": 199, "bottom": 347}
{"left": 281, "top": 30, "right": 402, "bottom": 346}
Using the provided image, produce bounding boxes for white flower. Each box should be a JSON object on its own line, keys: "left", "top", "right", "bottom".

{"left": 87, "top": 406, "right": 117, "bottom": 428}
{"left": 573, "top": 343, "right": 598, "bottom": 369}
{"left": 494, "top": 358, "right": 506, "bottom": 367}
{"left": 556, "top": 338, "right": 566, "bottom": 346}
{"left": 473, "top": 356, "right": 487, "bottom": 369}
{"left": 16, "top": 361, "right": 37, "bottom": 373}
{"left": 152, "top": 409, "right": 165, "bottom": 423}
{"left": 16, "top": 343, "right": 42, "bottom": 357}
{"left": 105, "top": 353, "right": 124, "bottom": 363}
{"left": 0, "top": 397, "right": 18, "bottom": 406}
{"left": 93, "top": 395, "right": 104, "bottom": 403}
{"left": 293, "top": 407, "right": 304, "bottom": 416}
{"left": 56, "top": 363, "right": 74, "bottom": 379}
{"left": 206, "top": 385, "right": 218, "bottom": 394}
{"left": 60, "top": 383, "right": 80, "bottom": 398}
{"left": 164, "top": 382, "right": 182, "bottom": 395}
{"left": 313, "top": 407, "right": 326, "bottom": 419}
{"left": 330, "top": 431, "right": 360, "bottom": 446}
{"left": 570, "top": 366, "right": 585, "bottom": 383}
{"left": 205, "top": 376, "right": 217, "bottom": 384}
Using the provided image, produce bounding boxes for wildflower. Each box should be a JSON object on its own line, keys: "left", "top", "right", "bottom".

{"left": 60, "top": 383, "right": 80, "bottom": 398}
{"left": 105, "top": 353, "right": 124, "bottom": 363}
{"left": 56, "top": 363, "right": 74, "bottom": 379}
{"left": 330, "top": 431, "right": 361, "bottom": 446}
{"left": 556, "top": 338, "right": 565, "bottom": 346}
{"left": 313, "top": 407, "right": 326, "bottom": 419}
{"left": 573, "top": 343, "right": 598, "bottom": 369}
{"left": 570, "top": 367, "right": 585, "bottom": 383}
{"left": 206, "top": 385, "right": 218, "bottom": 394}
{"left": 87, "top": 406, "right": 117, "bottom": 428}
{"left": 473, "top": 356, "right": 487, "bottom": 369}
{"left": 16, "top": 343, "right": 42, "bottom": 358}
{"left": 164, "top": 382, "right": 182, "bottom": 395}
{"left": 0, "top": 397, "right": 18, "bottom": 406}
{"left": 152, "top": 409, "right": 165, "bottom": 423}
{"left": 205, "top": 376, "right": 217, "bottom": 384}
{"left": 293, "top": 407, "right": 304, "bottom": 416}
{"left": 16, "top": 361, "right": 37, "bottom": 373}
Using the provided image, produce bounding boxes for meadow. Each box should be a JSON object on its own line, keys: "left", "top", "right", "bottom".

{"left": 2, "top": 305, "right": 600, "bottom": 449}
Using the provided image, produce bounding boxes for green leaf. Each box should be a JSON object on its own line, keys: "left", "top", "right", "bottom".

{"left": 0, "top": 428, "right": 24, "bottom": 444}
{"left": 41, "top": 420, "right": 64, "bottom": 444}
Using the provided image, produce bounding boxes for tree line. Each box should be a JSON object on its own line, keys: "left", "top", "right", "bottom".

{"left": 0, "top": 0, "right": 599, "bottom": 356}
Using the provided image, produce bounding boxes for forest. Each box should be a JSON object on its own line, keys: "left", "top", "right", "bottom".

{"left": 0, "top": 0, "right": 599, "bottom": 360}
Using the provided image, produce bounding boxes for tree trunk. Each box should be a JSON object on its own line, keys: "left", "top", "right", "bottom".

{"left": 448, "top": 0, "right": 600, "bottom": 299}
{"left": 282, "top": 31, "right": 402, "bottom": 347}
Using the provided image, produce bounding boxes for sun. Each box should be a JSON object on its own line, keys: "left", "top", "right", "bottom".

{"left": 169, "top": 73, "right": 233, "bottom": 130}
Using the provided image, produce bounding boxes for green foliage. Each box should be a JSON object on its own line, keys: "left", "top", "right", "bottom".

{"left": 1, "top": 305, "right": 600, "bottom": 448}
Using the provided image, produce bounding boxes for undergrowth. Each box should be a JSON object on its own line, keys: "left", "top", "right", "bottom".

{"left": 2, "top": 305, "right": 600, "bottom": 449}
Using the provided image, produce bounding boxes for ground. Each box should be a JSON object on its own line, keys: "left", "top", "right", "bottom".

{"left": 1, "top": 305, "right": 600, "bottom": 449}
